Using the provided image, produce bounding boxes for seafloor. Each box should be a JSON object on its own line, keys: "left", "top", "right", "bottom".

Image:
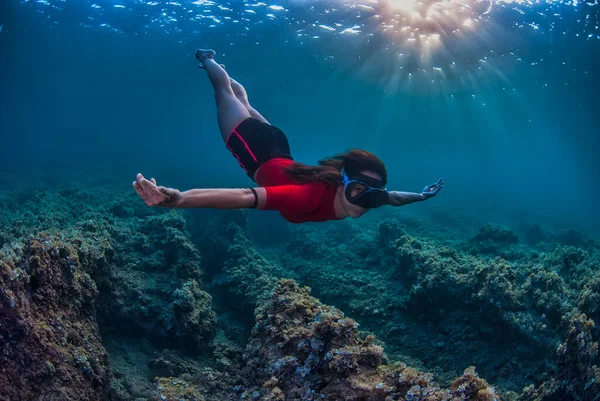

{"left": 1, "top": 177, "right": 599, "bottom": 401}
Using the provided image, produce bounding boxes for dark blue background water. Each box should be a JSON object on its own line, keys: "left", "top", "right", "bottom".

{"left": 1, "top": 0, "right": 599, "bottom": 232}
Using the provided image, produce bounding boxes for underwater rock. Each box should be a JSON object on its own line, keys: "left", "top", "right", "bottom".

{"left": 0, "top": 234, "right": 111, "bottom": 401}
{"left": 518, "top": 313, "right": 600, "bottom": 401}
{"left": 379, "top": 217, "right": 406, "bottom": 247}
{"left": 545, "top": 245, "right": 587, "bottom": 271}
{"left": 471, "top": 224, "right": 519, "bottom": 245}
{"left": 391, "top": 233, "right": 561, "bottom": 389}
{"left": 150, "top": 348, "right": 204, "bottom": 378}
{"left": 579, "top": 272, "right": 600, "bottom": 326}
{"left": 94, "top": 212, "right": 217, "bottom": 354}
{"left": 521, "top": 224, "right": 548, "bottom": 246}
{"left": 523, "top": 268, "right": 568, "bottom": 326}
{"left": 541, "top": 245, "right": 600, "bottom": 295}
{"left": 201, "top": 213, "right": 594, "bottom": 394}
{"left": 469, "top": 224, "right": 519, "bottom": 255}
{"left": 209, "top": 329, "right": 245, "bottom": 371}
{"left": 171, "top": 280, "right": 217, "bottom": 353}
{"left": 0, "top": 185, "right": 223, "bottom": 399}
{"left": 3, "top": 183, "right": 599, "bottom": 401}
{"left": 188, "top": 209, "right": 250, "bottom": 277}
{"left": 148, "top": 346, "right": 238, "bottom": 401}
{"left": 235, "top": 279, "right": 502, "bottom": 401}
{"left": 556, "top": 228, "right": 596, "bottom": 250}
{"left": 151, "top": 376, "right": 205, "bottom": 401}
{"left": 220, "top": 222, "right": 281, "bottom": 304}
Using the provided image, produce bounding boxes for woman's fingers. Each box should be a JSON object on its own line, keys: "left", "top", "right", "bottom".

{"left": 133, "top": 181, "right": 152, "bottom": 205}
{"left": 134, "top": 173, "right": 167, "bottom": 206}
{"left": 136, "top": 173, "right": 151, "bottom": 187}
{"left": 132, "top": 181, "right": 144, "bottom": 197}
{"left": 138, "top": 173, "right": 158, "bottom": 194}
{"left": 432, "top": 178, "right": 444, "bottom": 190}
{"left": 421, "top": 179, "right": 444, "bottom": 198}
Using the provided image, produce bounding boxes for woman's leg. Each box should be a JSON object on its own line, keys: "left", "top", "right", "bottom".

{"left": 198, "top": 50, "right": 251, "bottom": 142}
{"left": 230, "top": 79, "right": 270, "bottom": 125}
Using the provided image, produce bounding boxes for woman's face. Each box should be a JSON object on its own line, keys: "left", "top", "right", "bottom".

{"left": 337, "top": 170, "right": 383, "bottom": 218}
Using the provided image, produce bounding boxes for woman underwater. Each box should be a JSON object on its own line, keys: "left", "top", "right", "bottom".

{"left": 133, "top": 49, "right": 443, "bottom": 224}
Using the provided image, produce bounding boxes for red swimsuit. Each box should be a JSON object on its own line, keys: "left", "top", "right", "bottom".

{"left": 255, "top": 158, "right": 341, "bottom": 224}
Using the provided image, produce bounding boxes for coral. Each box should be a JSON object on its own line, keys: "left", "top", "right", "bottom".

{"left": 238, "top": 279, "right": 390, "bottom": 400}
{"left": 220, "top": 222, "right": 282, "bottom": 304}
{"left": 0, "top": 183, "right": 220, "bottom": 400}
{"left": 91, "top": 211, "right": 217, "bottom": 354}
{"left": 171, "top": 280, "right": 217, "bottom": 353}
{"left": 378, "top": 217, "right": 406, "bottom": 247}
{"left": 471, "top": 225, "right": 519, "bottom": 244}
{"left": 540, "top": 246, "right": 600, "bottom": 291}
{"left": 236, "top": 279, "right": 503, "bottom": 401}
{"left": 518, "top": 313, "right": 600, "bottom": 401}
{"left": 273, "top": 221, "right": 566, "bottom": 391}
{"left": 521, "top": 224, "right": 549, "bottom": 246}
{"left": 0, "top": 234, "right": 111, "bottom": 401}
{"left": 579, "top": 272, "right": 600, "bottom": 325}
{"left": 545, "top": 245, "right": 587, "bottom": 273}
{"left": 523, "top": 268, "right": 569, "bottom": 325}
{"left": 385, "top": 234, "right": 558, "bottom": 390}
{"left": 209, "top": 329, "right": 245, "bottom": 371}
{"left": 469, "top": 224, "right": 519, "bottom": 255}
{"left": 2, "top": 180, "right": 600, "bottom": 401}
{"left": 448, "top": 366, "right": 501, "bottom": 401}
{"left": 556, "top": 228, "right": 596, "bottom": 249}
{"left": 152, "top": 377, "right": 205, "bottom": 401}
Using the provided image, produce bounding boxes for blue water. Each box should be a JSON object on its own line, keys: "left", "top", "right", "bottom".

{"left": 1, "top": 0, "right": 599, "bottom": 232}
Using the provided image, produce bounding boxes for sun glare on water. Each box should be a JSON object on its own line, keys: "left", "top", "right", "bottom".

{"left": 21, "top": 0, "right": 600, "bottom": 91}
{"left": 307, "top": 0, "right": 596, "bottom": 91}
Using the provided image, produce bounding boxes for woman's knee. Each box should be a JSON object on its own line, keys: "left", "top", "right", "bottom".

{"left": 214, "top": 87, "right": 236, "bottom": 104}
{"left": 238, "top": 98, "right": 251, "bottom": 110}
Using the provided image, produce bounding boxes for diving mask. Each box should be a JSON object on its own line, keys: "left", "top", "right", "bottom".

{"left": 341, "top": 168, "right": 389, "bottom": 209}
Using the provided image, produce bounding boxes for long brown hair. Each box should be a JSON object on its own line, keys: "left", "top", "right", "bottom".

{"left": 281, "top": 149, "right": 387, "bottom": 186}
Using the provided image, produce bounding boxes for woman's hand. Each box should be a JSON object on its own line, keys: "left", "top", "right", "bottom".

{"left": 133, "top": 173, "right": 183, "bottom": 208}
{"left": 421, "top": 178, "right": 444, "bottom": 199}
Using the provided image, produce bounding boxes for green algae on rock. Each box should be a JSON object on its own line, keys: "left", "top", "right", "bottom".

{"left": 2, "top": 182, "right": 600, "bottom": 401}
{"left": 518, "top": 313, "right": 600, "bottom": 401}
{"left": 0, "top": 234, "right": 111, "bottom": 401}
{"left": 235, "top": 279, "right": 503, "bottom": 401}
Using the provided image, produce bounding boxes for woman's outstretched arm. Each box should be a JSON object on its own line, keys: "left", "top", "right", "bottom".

{"left": 177, "top": 187, "right": 266, "bottom": 209}
{"left": 387, "top": 178, "right": 444, "bottom": 207}
{"left": 133, "top": 173, "right": 266, "bottom": 209}
{"left": 386, "top": 191, "right": 426, "bottom": 206}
